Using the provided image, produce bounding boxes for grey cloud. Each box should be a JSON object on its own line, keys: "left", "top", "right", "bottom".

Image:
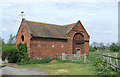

{"left": 1, "top": 2, "right": 118, "bottom": 44}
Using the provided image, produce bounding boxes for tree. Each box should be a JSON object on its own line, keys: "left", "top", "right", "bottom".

{"left": 99, "top": 42, "right": 106, "bottom": 50}
{"left": 7, "top": 34, "right": 16, "bottom": 44}
{"left": 92, "top": 42, "right": 99, "bottom": 50}
{"left": 116, "top": 42, "right": 120, "bottom": 46}
{"left": 106, "top": 43, "right": 110, "bottom": 47}
{"left": 0, "top": 37, "right": 5, "bottom": 45}
{"left": 92, "top": 42, "right": 99, "bottom": 48}
{"left": 109, "top": 43, "right": 119, "bottom": 52}
{"left": 99, "top": 42, "right": 104, "bottom": 48}
{"left": 2, "top": 44, "right": 18, "bottom": 63}
{"left": 0, "top": 37, "right": 5, "bottom": 52}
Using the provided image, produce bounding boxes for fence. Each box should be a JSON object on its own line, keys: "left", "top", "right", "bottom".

{"left": 98, "top": 53, "right": 120, "bottom": 70}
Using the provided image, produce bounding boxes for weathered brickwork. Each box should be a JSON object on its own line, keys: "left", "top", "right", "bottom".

{"left": 16, "top": 18, "right": 90, "bottom": 60}
{"left": 30, "top": 38, "right": 68, "bottom": 59}
{"left": 16, "top": 19, "right": 31, "bottom": 57}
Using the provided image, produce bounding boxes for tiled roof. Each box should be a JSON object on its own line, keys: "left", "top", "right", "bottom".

{"left": 26, "top": 20, "right": 76, "bottom": 39}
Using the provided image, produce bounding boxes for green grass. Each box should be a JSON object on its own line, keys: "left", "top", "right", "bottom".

{"left": 18, "top": 51, "right": 118, "bottom": 75}
{"left": 89, "top": 51, "right": 118, "bottom": 63}
{"left": 89, "top": 51, "right": 118, "bottom": 57}
{"left": 19, "top": 62, "right": 97, "bottom": 75}
{"left": 89, "top": 51, "right": 118, "bottom": 54}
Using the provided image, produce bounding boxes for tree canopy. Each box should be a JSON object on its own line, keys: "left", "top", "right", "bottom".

{"left": 0, "top": 37, "right": 5, "bottom": 52}
{"left": 7, "top": 34, "right": 16, "bottom": 44}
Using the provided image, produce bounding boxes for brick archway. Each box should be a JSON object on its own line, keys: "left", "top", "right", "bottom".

{"left": 73, "top": 33, "right": 84, "bottom": 54}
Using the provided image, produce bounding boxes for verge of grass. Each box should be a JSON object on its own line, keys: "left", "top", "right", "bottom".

{"left": 89, "top": 51, "right": 118, "bottom": 55}
{"left": 19, "top": 62, "right": 97, "bottom": 75}
{"left": 19, "top": 51, "right": 117, "bottom": 75}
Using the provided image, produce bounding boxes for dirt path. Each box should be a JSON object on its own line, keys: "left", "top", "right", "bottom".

{"left": 0, "top": 58, "right": 48, "bottom": 75}
{"left": 2, "top": 66, "right": 48, "bottom": 75}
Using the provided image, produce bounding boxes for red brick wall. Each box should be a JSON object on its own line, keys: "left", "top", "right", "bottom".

{"left": 16, "top": 19, "right": 31, "bottom": 57}
{"left": 30, "top": 38, "right": 69, "bottom": 59}
{"left": 67, "top": 21, "right": 89, "bottom": 56}
{"left": 16, "top": 20, "right": 90, "bottom": 60}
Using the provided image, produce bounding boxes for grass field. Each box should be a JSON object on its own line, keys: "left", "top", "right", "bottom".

{"left": 19, "top": 62, "right": 97, "bottom": 75}
{"left": 89, "top": 51, "right": 118, "bottom": 57}
{"left": 19, "top": 51, "right": 119, "bottom": 75}
{"left": 89, "top": 51, "right": 118, "bottom": 54}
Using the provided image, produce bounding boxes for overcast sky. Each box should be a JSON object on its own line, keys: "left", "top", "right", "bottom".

{"left": 0, "top": 0, "right": 119, "bottom": 44}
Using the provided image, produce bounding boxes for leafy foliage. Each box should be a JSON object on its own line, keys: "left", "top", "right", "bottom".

{"left": 18, "top": 56, "right": 90, "bottom": 65}
{"left": 88, "top": 54, "right": 118, "bottom": 75}
{"left": 0, "top": 37, "right": 5, "bottom": 45}
{"left": 17, "top": 58, "right": 60, "bottom": 65}
{"left": 2, "top": 44, "right": 18, "bottom": 63}
{"left": 89, "top": 48, "right": 96, "bottom": 52}
{"left": 6, "top": 46, "right": 18, "bottom": 63}
{"left": 0, "top": 37, "right": 5, "bottom": 52}
{"left": 17, "top": 42, "right": 30, "bottom": 63}
{"left": 90, "top": 42, "right": 120, "bottom": 52}
{"left": 2, "top": 42, "right": 29, "bottom": 63}
{"left": 95, "top": 58, "right": 118, "bottom": 75}
{"left": 87, "top": 52, "right": 119, "bottom": 75}
{"left": 109, "top": 43, "right": 120, "bottom": 52}
{"left": 7, "top": 34, "right": 16, "bottom": 44}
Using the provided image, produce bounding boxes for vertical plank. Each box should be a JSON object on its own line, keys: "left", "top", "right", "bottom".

{"left": 110, "top": 57, "right": 112, "bottom": 64}
{"left": 115, "top": 53, "right": 118, "bottom": 66}
{"left": 106, "top": 53, "right": 109, "bottom": 67}
{"left": 99, "top": 55, "right": 102, "bottom": 62}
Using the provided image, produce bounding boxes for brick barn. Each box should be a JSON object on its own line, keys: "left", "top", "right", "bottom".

{"left": 16, "top": 18, "right": 90, "bottom": 60}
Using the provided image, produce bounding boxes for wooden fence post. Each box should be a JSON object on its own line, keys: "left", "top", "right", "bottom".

{"left": 102, "top": 56, "right": 105, "bottom": 60}
{"left": 99, "top": 55, "right": 102, "bottom": 62}
{"left": 107, "top": 53, "right": 109, "bottom": 67}
{"left": 110, "top": 57, "right": 112, "bottom": 64}
{"left": 115, "top": 53, "right": 118, "bottom": 66}
{"left": 108, "top": 54, "right": 112, "bottom": 64}
{"left": 118, "top": 53, "right": 120, "bottom": 74}
{"left": 98, "top": 53, "right": 120, "bottom": 71}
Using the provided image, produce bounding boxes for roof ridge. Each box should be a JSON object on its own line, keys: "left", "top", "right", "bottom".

{"left": 25, "top": 20, "right": 78, "bottom": 39}
{"left": 63, "top": 23, "right": 76, "bottom": 27}
{"left": 26, "top": 20, "right": 77, "bottom": 27}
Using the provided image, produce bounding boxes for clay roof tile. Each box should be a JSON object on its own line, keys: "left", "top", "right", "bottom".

{"left": 26, "top": 20, "right": 76, "bottom": 39}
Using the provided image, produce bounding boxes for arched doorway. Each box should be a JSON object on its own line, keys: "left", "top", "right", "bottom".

{"left": 73, "top": 33, "right": 84, "bottom": 54}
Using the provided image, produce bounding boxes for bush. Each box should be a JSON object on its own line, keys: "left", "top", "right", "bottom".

{"left": 2, "top": 44, "right": 18, "bottom": 63}
{"left": 18, "top": 58, "right": 60, "bottom": 65}
{"left": 109, "top": 43, "right": 119, "bottom": 52}
{"left": 18, "top": 57, "right": 90, "bottom": 65}
{"left": 95, "top": 58, "right": 118, "bottom": 75}
{"left": 17, "top": 43, "right": 30, "bottom": 63}
{"left": 7, "top": 47, "right": 18, "bottom": 63}
{"left": 2, "top": 43, "right": 30, "bottom": 63}
{"left": 89, "top": 48, "right": 96, "bottom": 52}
